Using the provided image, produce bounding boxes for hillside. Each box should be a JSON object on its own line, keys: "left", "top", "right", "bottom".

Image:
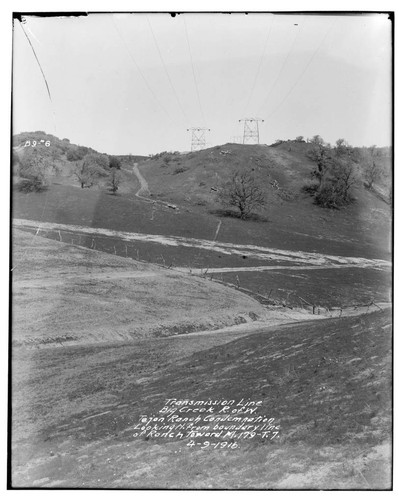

{"left": 12, "top": 131, "right": 148, "bottom": 191}
{"left": 12, "top": 133, "right": 392, "bottom": 260}
{"left": 11, "top": 133, "right": 393, "bottom": 489}
{"left": 13, "top": 131, "right": 146, "bottom": 162}
{"left": 12, "top": 300, "right": 392, "bottom": 488}
{"left": 13, "top": 228, "right": 297, "bottom": 347}
{"left": 135, "top": 141, "right": 392, "bottom": 260}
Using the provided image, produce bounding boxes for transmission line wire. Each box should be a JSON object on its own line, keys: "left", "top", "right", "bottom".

{"left": 243, "top": 16, "right": 275, "bottom": 116}
{"left": 146, "top": 16, "right": 189, "bottom": 125}
{"left": 256, "top": 21, "right": 302, "bottom": 115}
{"left": 183, "top": 16, "right": 207, "bottom": 126}
{"left": 18, "top": 19, "right": 57, "bottom": 133}
{"left": 13, "top": 21, "right": 54, "bottom": 270}
{"left": 111, "top": 17, "right": 173, "bottom": 122}
{"left": 265, "top": 20, "right": 336, "bottom": 121}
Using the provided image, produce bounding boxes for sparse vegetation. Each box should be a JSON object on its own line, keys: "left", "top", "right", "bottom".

{"left": 109, "top": 156, "right": 122, "bottom": 170}
{"left": 12, "top": 132, "right": 392, "bottom": 489}
{"left": 75, "top": 153, "right": 110, "bottom": 188}
{"left": 218, "top": 170, "right": 267, "bottom": 219}
{"left": 305, "top": 137, "right": 359, "bottom": 209}
{"left": 108, "top": 167, "right": 122, "bottom": 194}
{"left": 361, "top": 146, "right": 383, "bottom": 189}
{"left": 67, "top": 145, "right": 90, "bottom": 162}
{"left": 17, "top": 177, "right": 48, "bottom": 193}
{"left": 307, "top": 136, "right": 332, "bottom": 188}
{"left": 173, "top": 166, "right": 187, "bottom": 175}
{"left": 17, "top": 147, "right": 50, "bottom": 192}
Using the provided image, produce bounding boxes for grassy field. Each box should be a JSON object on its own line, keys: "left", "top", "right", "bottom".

{"left": 12, "top": 168, "right": 391, "bottom": 261}
{"left": 15, "top": 223, "right": 391, "bottom": 311}
{"left": 12, "top": 168, "right": 391, "bottom": 314}
{"left": 11, "top": 137, "right": 392, "bottom": 489}
{"left": 13, "top": 229, "right": 290, "bottom": 347}
{"left": 12, "top": 308, "right": 392, "bottom": 488}
{"left": 212, "top": 267, "right": 391, "bottom": 309}
{"left": 137, "top": 142, "right": 391, "bottom": 259}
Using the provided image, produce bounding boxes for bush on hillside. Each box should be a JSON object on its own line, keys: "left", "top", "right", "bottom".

{"left": 361, "top": 146, "right": 383, "bottom": 189}
{"left": 173, "top": 166, "right": 187, "bottom": 175}
{"left": 109, "top": 156, "right": 121, "bottom": 170}
{"left": 17, "top": 147, "right": 51, "bottom": 190}
{"left": 302, "top": 182, "right": 319, "bottom": 195}
{"left": 107, "top": 167, "right": 122, "bottom": 194}
{"left": 75, "top": 153, "right": 110, "bottom": 188}
{"left": 67, "top": 145, "right": 90, "bottom": 162}
{"left": 305, "top": 138, "right": 359, "bottom": 209}
{"left": 67, "top": 148, "right": 81, "bottom": 161}
{"left": 17, "top": 177, "right": 48, "bottom": 193}
{"left": 314, "top": 182, "right": 355, "bottom": 209}
{"left": 217, "top": 170, "right": 267, "bottom": 219}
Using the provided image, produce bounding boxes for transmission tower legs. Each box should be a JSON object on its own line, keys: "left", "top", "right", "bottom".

{"left": 187, "top": 127, "right": 210, "bottom": 151}
{"left": 239, "top": 118, "right": 264, "bottom": 144}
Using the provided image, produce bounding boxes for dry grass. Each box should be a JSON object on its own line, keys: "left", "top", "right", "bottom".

{"left": 12, "top": 229, "right": 285, "bottom": 347}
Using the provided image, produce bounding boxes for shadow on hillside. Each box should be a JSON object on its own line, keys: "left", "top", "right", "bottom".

{"left": 209, "top": 208, "right": 269, "bottom": 223}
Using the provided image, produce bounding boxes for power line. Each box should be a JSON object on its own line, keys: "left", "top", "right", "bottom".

{"left": 243, "top": 16, "right": 275, "bottom": 116}
{"left": 19, "top": 21, "right": 52, "bottom": 101}
{"left": 183, "top": 16, "right": 207, "bottom": 126}
{"left": 256, "top": 22, "right": 302, "bottom": 115}
{"left": 146, "top": 16, "right": 189, "bottom": 125}
{"left": 111, "top": 17, "right": 173, "bottom": 122}
{"left": 265, "top": 21, "right": 336, "bottom": 121}
{"left": 18, "top": 20, "right": 57, "bottom": 132}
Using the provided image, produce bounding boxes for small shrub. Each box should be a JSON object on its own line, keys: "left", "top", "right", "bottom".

{"left": 66, "top": 148, "right": 81, "bottom": 162}
{"left": 109, "top": 156, "right": 121, "bottom": 170}
{"left": 302, "top": 182, "right": 319, "bottom": 196}
{"left": 17, "top": 177, "right": 48, "bottom": 193}
{"left": 277, "top": 189, "right": 296, "bottom": 201}
{"left": 173, "top": 167, "right": 187, "bottom": 175}
{"left": 314, "top": 184, "right": 354, "bottom": 209}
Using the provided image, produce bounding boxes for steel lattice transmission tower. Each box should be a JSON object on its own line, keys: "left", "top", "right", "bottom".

{"left": 239, "top": 118, "right": 264, "bottom": 144}
{"left": 187, "top": 127, "right": 210, "bottom": 151}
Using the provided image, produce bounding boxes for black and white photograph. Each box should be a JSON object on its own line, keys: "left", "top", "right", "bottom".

{"left": 8, "top": 3, "right": 393, "bottom": 490}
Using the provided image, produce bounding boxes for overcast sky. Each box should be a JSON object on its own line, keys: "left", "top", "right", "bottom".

{"left": 12, "top": 12, "right": 392, "bottom": 155}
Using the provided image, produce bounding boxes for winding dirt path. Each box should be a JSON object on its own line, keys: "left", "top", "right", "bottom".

{"left": 131, "top": 162, "right": 178, "bottom": 210}
{"left": 132, "top": 163, "right": 150, "bottom": 198}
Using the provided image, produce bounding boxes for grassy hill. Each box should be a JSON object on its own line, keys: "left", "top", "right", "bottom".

{"left": 12, "top": 134, "right": 392, "bottom": 259}
{"left": 134, "top": 141, "right": 392, "bottom": 260}
{"left": 12, "top": 299, "right": 392, "bottom": 488}
{"left": 12, "top": 131, "right": 148, "bottom": 191}
{"left": 11, "top": 134, "right": 393, "bottom": 488}
{"left": 12, "top": 133, "right": 392, "bottom": 315}
{"left": 13, "top": 228, "right": 288, "bottom": 347}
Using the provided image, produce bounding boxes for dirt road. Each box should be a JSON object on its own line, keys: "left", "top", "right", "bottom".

{"left": 13, "top": 218, "right": 391, "bottom": 270}
{"left": 132, "top": 163, "right": 150, "bottom": 197}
